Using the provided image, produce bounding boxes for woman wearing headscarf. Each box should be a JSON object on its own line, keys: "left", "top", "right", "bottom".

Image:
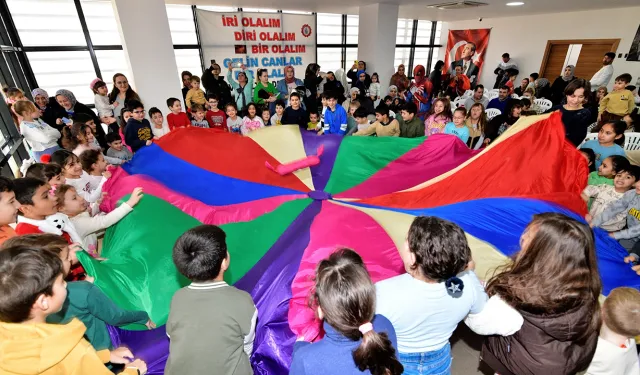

{"left": 550, "top": 65, "right": 576, "bottom": 105}
{"left": 353, "top": 69, "right": 374, "bottom": 115}
{"left": 347, "top": 61, "right": 371, "bottom": 87}
{"left": 406, "top": 65, "right": 433, "bottom": 119}
{"left": 390, "top": 64, "right": 410, "bottom": 94}
{"left": 31, "top": 88, "right": 66, "bottom": 133}
{"left": 55, "top": 89, "right": 107, "bottom": 150}
{"left": 276, "top": 66, "right": 304, "bottom": 104}
{"left": 534, "top": 77, "right": 551, "bottom": 100}
{"left": 108, "top": 73, "right": 142, "bottom": 123}
{"left": 429, "top": 60, "right": 445, "bottom": 97}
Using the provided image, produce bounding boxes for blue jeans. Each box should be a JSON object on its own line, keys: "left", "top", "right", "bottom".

{"left": 398, "top": 343, "right": 452, "bottom": 375}
{"left": 33, "top": 145, "right": 61, "bottom": 162}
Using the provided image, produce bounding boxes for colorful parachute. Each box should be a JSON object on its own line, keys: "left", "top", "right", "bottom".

{"left": 78, "top": 112, "right": 640, "bottom": 375}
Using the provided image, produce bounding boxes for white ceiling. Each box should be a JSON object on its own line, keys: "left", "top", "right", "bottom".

{"left": 170, "top": 0, "right": 640, "bottom": 21}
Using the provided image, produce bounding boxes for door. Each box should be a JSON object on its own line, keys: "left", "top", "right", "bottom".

{"left": 540, "top": 43, "right": 569, "bottom": 81}
{"left": 539, "top": 39, "right": 620, "bottom": 81}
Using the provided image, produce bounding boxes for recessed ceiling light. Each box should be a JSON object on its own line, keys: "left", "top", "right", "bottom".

{"left": 506, "top": 2, "right": 524, "bottom": 5}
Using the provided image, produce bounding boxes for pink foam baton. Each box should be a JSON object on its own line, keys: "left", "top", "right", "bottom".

{"left": 265, "top": 145, "right": 324, "bottom": 176}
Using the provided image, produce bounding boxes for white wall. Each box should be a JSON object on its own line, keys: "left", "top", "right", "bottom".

{"left": 438, "top": 6, "right": 640, "bottom": 91}
{"left": 358, "top": 3, "right": 399, "bottom": 94}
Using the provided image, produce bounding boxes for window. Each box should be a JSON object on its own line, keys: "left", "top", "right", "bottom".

{"left": 166, "top": 4, "right": 198, "bottom": 45}
{"left": 317, "top": 48, "right": 342, "bottom": 73}
{"left": 174, "top": 49, "right": 202, "bottom": 78}
{"left": 317, "top": 13, "right": 358, "bottom": 72}
{"left": 394, "top": 19, "right": 443, "bottom": 78}
{"left": 394, "top": 47, "right": 411, "bottom": 73}
{"left": 7, "top": 0, "right": 205, "bottom": 104}
{"left": 345, "top": 48, "right": 358, "bottom": 69}
{"left": 26, "top": 51, "right": 96, "bottom": 104}
{"left": 6, "top": 0, "right": 86, "bottom": 47}
{"left": 317, "top": 13, "right": 342, "bottom": 44}
{"left": 81, "top": 0, "right": 121, "bottom": 46}
{"left": 346, "top": 15, "right": 359, "bottom": 45}
{"left": 95, "top": 50, "right": 130, "bottom": 86}
{"left": 396, "top": 19, "right": 412, "bottom": 45}
{"left": 415, "top": 20, "right": 433, "bottom": 45}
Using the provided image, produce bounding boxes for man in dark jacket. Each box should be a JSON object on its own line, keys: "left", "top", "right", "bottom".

{"left": 201, "top": 61, "right": 232, "bottom": 107}
{"left": 398, "top": 102, "right": 425, "bottom": 138}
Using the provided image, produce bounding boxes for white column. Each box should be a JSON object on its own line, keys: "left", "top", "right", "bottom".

{"left": 357, "top": 3, "right": 399, "bottom": 94}
{"left": 111, "top": 0, "right": 182, "bottom": 120}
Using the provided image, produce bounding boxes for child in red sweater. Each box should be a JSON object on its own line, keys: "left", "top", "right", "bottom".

{"left": 13, "top": 177, "right": 87, "bottom": 281}
{"left": 166, "top": 97, "right": 190, "bottom": 131}
{"left": 206, "top": 94, "right": 227, "bottom": 132}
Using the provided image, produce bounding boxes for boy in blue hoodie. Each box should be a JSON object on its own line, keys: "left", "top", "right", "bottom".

{"left": 320, "top": 91, "right": 348, "bottom": 136}
{"left": 124, "top": 100, "right": 153, "bottom": 153}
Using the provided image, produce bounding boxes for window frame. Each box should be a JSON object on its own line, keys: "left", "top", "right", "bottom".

{"left": 7, "top": 0, "right": 204, "bottom": 107}
{"left": 396, "top": 20, "right": 442, "bottom": 79}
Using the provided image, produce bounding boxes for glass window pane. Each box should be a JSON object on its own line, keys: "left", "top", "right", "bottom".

{"left": 95, "top": 50, "right": 130, "bottom": 87}
{"left": 166, "top": 4, "right": 198, "bottom": 45}
{"left": 7, "top": 0, "right": 86, "bottom": 46}
{"left": 415, "top": 47, "right": 431, "bottom": 72}
{"left": 174, "top": 49, "right": 202, "bottom": 83}
{"left": 27, "top": 51, "right": 96, "bottom": 105}
{"left": 394, "top": 47, "right": 411, "bottom": 73}
{"left": 396, "top": 19, "right": 412, "bottom": 45}
{"left": 81, "top": 0, "right": 121, "bottom": 45}
{"left": 430, "top": 48, "right": 441, "bottom": 71}
{"left": 346, "top": 47, "right": 358, "bottom": 68}
{"left": 317, "top": 13, "right": 342, "bottom": 44}
{"left": 416, "top": 20, "right": 432, "bottom": 45}
{"left": 346, "top": 15, "right": 358, "bottom": 44}
{"left": 317, "top": 47, "right": 342, "bottom": 73}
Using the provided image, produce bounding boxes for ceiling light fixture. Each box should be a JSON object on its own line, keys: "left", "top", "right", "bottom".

{"left": 506, "top": 2, "right": 524, "bottom": 6}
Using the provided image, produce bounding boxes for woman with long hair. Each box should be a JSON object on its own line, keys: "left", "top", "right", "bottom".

{"left": 290, "top": 248, "right": 403, "bottom": 375}
{"left": 304, "top": 63, "right": 324, "bottom": 113}
{"left": 429, "top": 60, "right": 445, "bottom": 97}
{"left": 547, "top": 78, "right": 593, "bottom": 146}
{"left": 481, "top": 213, "right": 601, "bottom": 375}
{"left": 109, "top": 73, "right": 142, "bottom": 123}
{"left": 108, "top": 73, "right": 141, "bottom": 123}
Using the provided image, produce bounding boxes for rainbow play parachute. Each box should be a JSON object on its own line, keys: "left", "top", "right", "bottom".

{"left": 78, "top": 112, "right": 640, "bottom": 375}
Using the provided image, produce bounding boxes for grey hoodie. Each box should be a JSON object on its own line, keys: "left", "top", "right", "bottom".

{"left": 591, "top": 189, "right": 640, "bottom": 240}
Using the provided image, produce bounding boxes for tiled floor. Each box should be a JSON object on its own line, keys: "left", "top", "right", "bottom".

{"left": 450, "top": 323, "right": 495, "bottom": 375}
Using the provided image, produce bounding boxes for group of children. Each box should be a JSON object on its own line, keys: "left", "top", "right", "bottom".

{"left": 0, "top": 175, "right": 638, "bottom": 375}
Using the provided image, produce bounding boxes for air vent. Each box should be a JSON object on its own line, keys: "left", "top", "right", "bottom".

{"left": 427, "top": 1, "right": 488, "bottom": 10}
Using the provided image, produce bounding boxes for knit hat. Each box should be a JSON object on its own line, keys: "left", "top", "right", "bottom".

{"left": 31, "top": 88, "right": 49, "bottom": 100}
{"left": 89, "top": 78, "right": 103, "bottom": 90}
{"left": 55, "top": 89, "right": 77, "bottom": 107}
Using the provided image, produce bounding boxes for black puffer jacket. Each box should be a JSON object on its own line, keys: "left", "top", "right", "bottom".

{"left": 201, "top": 68, "right": 232, "bottom": 106}
{"left": 481, "top": 302, "right": 598, "bottom": 375}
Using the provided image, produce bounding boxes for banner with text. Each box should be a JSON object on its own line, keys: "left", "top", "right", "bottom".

{"left": 443, "top": 28, "right": 491, "bottom": 86}
{"left": 196, "top": 9, "right": 316, "bottom": 82}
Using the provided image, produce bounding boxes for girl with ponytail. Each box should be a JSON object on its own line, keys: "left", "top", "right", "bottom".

{"left": 376, "top": 216, "right": 488, "bottom": 375}
{"left": 289, "top": 248, "right": 403, "bottom": 375}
